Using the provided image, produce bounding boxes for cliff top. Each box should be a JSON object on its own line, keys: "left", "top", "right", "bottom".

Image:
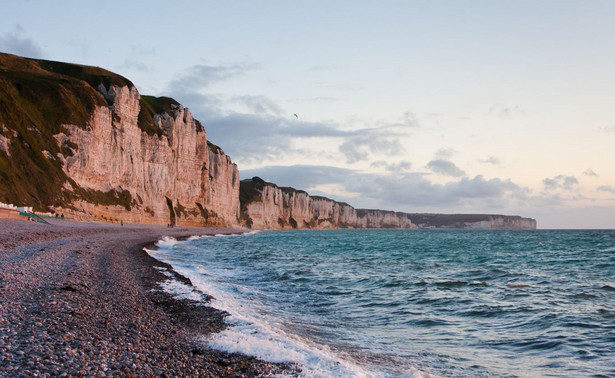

{"left": 0, "top": 52, "right": 133, "bottom": 90}
{"left": 0, "top": 52, "right": 207, "bottom": 210}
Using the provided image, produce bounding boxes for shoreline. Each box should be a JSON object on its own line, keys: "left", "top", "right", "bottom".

{"left": 0, "top": 219, "right": 296, "bottom": 376}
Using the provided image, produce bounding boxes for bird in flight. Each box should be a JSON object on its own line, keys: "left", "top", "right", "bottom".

{"left": 293, "top": 114, "right": 298, "bottom": 119}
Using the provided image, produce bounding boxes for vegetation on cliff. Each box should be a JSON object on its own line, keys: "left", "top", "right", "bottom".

{"left": 0, "top": 53, "right": 114, "bottom": 207}
{"left": 0, "top": 52, "right": 197, "bottom": 212}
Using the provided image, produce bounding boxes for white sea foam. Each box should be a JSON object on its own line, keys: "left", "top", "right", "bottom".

{"left": 145, "top": 233, "right": 426, "bottom": 377}
{"left": 146, "top": 240, "right": 384, "bottom": 376}
{"left": 189, "top": 274, "right": 385, "bottom": 377}
{"left": 153, "top": 266, "right": 174, "bottom": 278}
{"left": 158, "top": 278, "right": 207, "bottom": 302}
{"left": 155, "top": 236, "right": 179, "bottom": 248}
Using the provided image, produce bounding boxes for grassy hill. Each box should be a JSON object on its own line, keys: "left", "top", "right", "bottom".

{"left": 0, "top": 52, "right": 166, "bottom": 210}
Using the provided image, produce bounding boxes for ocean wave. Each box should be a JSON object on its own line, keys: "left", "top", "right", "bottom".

{"left": 155, "top": 236, "right": 179, "bottom": 248}
{"left": 507, "top": 282, "right": 532, "bottom": 288}
{"left": 434, "top": 280, "right": 469, "bottom": 288}
{"left": 599, "top": 284, "right": 615, "bottom": 292}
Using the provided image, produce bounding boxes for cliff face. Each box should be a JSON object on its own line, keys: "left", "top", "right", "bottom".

{"left": 240, "top": 178, "right": 537, "bottom": 230}
{"left": 57, "top": 85, "right": 240, "bottom": 226}
{"left": 0, "top": 53, "right": 239, "bottom": 226}
{"left": 240, "top": 178, "right": 416, "bottom": 229}
{"left": 406, "top": 214, "right": 537, "bottom": 230}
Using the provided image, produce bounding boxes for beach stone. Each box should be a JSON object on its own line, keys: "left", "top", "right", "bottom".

{"left": 0, "top": 219, "right": 296, "bottom": 376}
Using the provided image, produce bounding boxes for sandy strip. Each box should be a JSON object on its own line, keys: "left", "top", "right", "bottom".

{"left": 0, "top": 219, "right": 296, "bottom": 376}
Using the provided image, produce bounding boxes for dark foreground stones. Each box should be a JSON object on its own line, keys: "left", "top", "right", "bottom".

{"left": 0, "top": 219, "right": 297, "bottom": 377}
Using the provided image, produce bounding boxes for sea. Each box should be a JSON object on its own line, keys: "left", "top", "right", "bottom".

{"left": 145, "top": 229, "right": 615, "bottom": 377}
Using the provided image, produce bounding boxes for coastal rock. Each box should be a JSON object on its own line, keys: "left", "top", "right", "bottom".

{"left": 406, "top": 213, "right": 537, "bottom": 230}
{"left": 240, "top": 177, "right": 416, "bottom": 229}
{"left": 56, "top": 84, "right": 239, "bottom": 226}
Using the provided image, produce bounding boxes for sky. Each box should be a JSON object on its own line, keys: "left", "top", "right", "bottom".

{"left": 1, "top": 1, "right": 614, "bottom": 229}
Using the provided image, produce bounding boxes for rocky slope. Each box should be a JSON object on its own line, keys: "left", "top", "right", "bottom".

{"left": 0, "top": 53, "right": 239, "bottom": 226}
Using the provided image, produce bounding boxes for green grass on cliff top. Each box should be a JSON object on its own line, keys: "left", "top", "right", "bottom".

{"left": 0, "top": 52, "right": 215, "bottom": 210}
{"left": 0, "top": 52, "right": 185, "bottom": 209}
{"left": 0, "top": 53, "right": 124, "bottom": 207}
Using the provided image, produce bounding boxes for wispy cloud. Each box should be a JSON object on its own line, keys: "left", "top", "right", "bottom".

{"left": 168, "top": 63, "right": 259, "bottom": 92}
{"left": 371, "top": 160, "right": 412, "bottom": 173}
{"left": 426, "top": 159, "right": 466, "bottom": 177}
{"left": 229, "top": 95, "right": 284, "bottom": 116}
{"left": 543, "top": 175, "right": 579, "bottom": 191}
{"left": 339, "top": 129, "right": 406, "bottom": 163}
{"left": 388, "top": 111, "right": 419, "bottom": 128}
{"left": 0, "top": 25, "right": 44, "bottom": 58}
{"left": 479, "top": 156, "right": 501, "bottom": 165}
{"left": 489, "top": 104, "right": 526, "bottom": 120}
{"left": 583, "top": 169, "right": 599, "bottom": 177}
{"left": 118, "top": 59, "right": 148, "bottom": 71}
{"left": 597, "top": 185, "right": 615, "bottom": 194}
{"left": 434, "top": 147, "right": 456, "bottom": 159}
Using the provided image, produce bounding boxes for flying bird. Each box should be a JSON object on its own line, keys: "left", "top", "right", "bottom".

{"left": 293, "top": 113, "right": 298, "bottom": 119}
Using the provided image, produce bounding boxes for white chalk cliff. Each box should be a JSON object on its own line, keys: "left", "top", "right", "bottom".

{"left": 240, "top": 178, "right": 416, "bottom": 229}
{"left": 55, "top": 84, "right": 239, "bottom": 226}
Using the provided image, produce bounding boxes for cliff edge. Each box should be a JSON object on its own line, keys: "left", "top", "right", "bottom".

{"left": 239, "top": 177, "right": 416, "bottom": 229}
{"left": 0, "top": 53, "right": 239, "bottom": 226}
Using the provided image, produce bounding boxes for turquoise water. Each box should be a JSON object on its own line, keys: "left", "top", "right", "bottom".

{"left": 148, "top": 230, "right": 615, "bottom": 377}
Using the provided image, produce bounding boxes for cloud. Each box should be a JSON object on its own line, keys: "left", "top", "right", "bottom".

{"left": 0, "top": 25, "right": 44, "bottom": 58}
{"left": 434, "top": 147, "right": 456, "bottom": 159}
{"left": 583, "top": 169, "right": 599, "bottom": 177}
{"left": 479, "top": 156, "right": 501, "bottom": 165}
{"left": 118, "top": 59, "right": 148, "bottom": 71}
{"left": 229, "top": 95, "right": 284, "bottom": 116}
{"left": 194, "top": 106, "right": 406, "bottom": 164}
{"left": 241, "top": 165, "right": 526, "bottom": 212}
{"left": 165, "top": 64, "right": 409, "bottom": 164}
{"left": 426, "top": 159, "right": 466, "bottom": 177}
{"left": 371, "top": 160, "right": 412, "bottom": 173}
{"left": 597, "top": 185, "right": 615, "bottom": 194}
{"left": 489, "top": 104, "right": 526, "bottom": 119}
{"left": 388, "top": 111, "right": 419, "bottom": 128}
{"left": 543, "top": 175, "right": 579, "bottom": 191}
{"left": 339, "top": 130, "right": 405, "bottom": 163}
{"left": 240, "top": 165, "right": 355, "bottom": 190}
{"left": 168, "top": 63, "right": 259, "bottom": 93}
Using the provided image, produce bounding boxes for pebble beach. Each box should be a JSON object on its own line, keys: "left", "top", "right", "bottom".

{"left": 0, "top": 219, "right": 295, "bottom": 377}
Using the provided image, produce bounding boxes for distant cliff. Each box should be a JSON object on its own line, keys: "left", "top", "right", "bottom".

{"left": 240, "top": 177, "right": 416, "bottom": 229}
{"left": 0, "top": 53, "right": 239, "bottom": 226}
{"left": 405, "top": 213, "right": 537, "bottom": 230}
{"left": 240, "top": 178, "right": 536, "bottom": 230}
